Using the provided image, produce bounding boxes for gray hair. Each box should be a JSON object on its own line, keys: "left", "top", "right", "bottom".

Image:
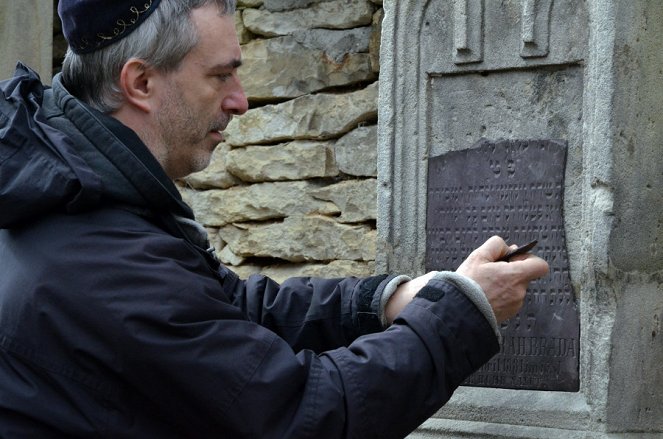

{"left": 61, "top": 0, "right": 236, "bottom": 113}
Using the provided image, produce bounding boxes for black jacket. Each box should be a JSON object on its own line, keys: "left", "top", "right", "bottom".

{"left": 0, "top": 64, "right": 499, "bottom": 438}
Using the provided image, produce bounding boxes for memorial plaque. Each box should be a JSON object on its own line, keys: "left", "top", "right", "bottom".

{"left": 426, "top": 139, "right": 579, "bottom": 391}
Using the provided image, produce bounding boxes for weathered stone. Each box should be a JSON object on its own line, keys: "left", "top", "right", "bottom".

{"left": 225, "top": 82, "right": 378, "bottom": 147}
{"left": 369, "top": 8, "right": 384, "bottom": 73}
{"left": 178, "top": 185, "right": 195, "bottom": 207}
{"left": 220, "top": 215, "right": 376, "bottom": 262}
{"left": 243, "top": 1, "right": 373, "bottom": 37}
{"left": 310, "top": 179, "right": 377, "bottom": 223}
{"left": 218, "top": 245, "right": 246, "bottom": 266}
{"left": 239, "top": 35, "right": 375, "bottom": 100}
{"left": 228, "top": 264, "right": 263, "bottom": 280}
{"left": 334, "top": 125, "right": 378, "bottom": 177}
{"left": 259, "top": 260, "right": 375, "bottom": 283}
{"left": 263, "top": 0, "right": 334, "bottom": 12}
{"left": 207, "top": 228, "right": 225, "bottom": 251}
{"left": 235, "top": 10, "right": 254, "bottom": 45}
{"left": 369, "top": 0, "right": 382, "bottom": 4}
{"left": 1, "top": 0, "right": 53, "bottom": 82}
{"left": 291, "top": 27, "right": 371, "bottom": 62}
{"left": 237, "top": 0, "right": 263, "bottom": 7}
{"left": 188, "top": 181, "right": 340, "bottom": 226}
{"left": 225, "top": 140, "right": 338, "bottom": 182}
{"left": 182, "top": 143, "right": 240, "bottom": 190}
{"left": 223, "top": 260, "right": 374, "bottom": 284}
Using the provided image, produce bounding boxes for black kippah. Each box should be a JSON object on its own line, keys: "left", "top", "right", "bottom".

{"left": 58, "top": 0, "right": 163, "bottom": 54}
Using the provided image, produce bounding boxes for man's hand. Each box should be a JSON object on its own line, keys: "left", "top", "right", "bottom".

{"left": 456, "top": 236, "right": 549, "bottom": 323}
{"left": 384, "top": 236, "right": 549, "bottom": 325}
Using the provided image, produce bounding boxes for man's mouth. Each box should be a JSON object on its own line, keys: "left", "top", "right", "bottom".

{"left": 209, "top": 116, "right": 231, "bottom": 142}
{"left": 209, "top": 130, "right": 225, "bottom": 142}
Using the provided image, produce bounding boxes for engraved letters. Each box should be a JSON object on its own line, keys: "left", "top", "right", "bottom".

{"left": 426, "top": 139, "right": 580, "bottom": 391}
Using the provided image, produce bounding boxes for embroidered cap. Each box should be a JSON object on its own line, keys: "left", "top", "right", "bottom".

{"left": 58, "top": 0, "right": 163, "bottom": 54}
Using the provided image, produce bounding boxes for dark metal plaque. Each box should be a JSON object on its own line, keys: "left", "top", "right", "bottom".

{"left": 425, "top": 139, "right": 579, "bottom": 391}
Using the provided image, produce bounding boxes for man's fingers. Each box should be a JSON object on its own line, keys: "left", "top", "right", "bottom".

{"left": 510, "top": 255, "right": 550, "bottom": 281}
{"left": 468, "top": 235, "right": 509, "bottom": 262}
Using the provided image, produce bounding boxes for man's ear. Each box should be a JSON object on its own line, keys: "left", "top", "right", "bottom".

{"left": 118, "top": 58, "right": 156, "bottom": 113}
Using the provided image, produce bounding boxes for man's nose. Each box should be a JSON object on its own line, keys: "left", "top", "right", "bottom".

{"left": 223, "top": 78, "right": 249, "bottom": 116}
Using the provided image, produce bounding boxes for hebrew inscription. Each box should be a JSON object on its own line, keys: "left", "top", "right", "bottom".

{"left": 426, "top": 139, "right": 579, "bottom": 391}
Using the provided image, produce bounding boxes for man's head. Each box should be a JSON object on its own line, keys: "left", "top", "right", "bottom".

{"left": 60, "top": 0, "right": 237, "bottom": 112}
{"left": 59, "top": 0, "right": 248, "bottom": 179}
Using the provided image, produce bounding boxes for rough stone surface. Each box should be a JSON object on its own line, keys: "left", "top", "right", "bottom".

{"left": 0, "top": 0, "right": 53, "bottom": 82}
{"left": 235, "top": 10, "right": 254, "bottom": 45}
{"left": 239, "top": 35, "right": 375, "bottom": 100}
{"left": 291, "top": 27, "right": 372, "bottom": 62}
{"left": 218, "top": 245, "right": 246, "bottom": 266}
{"left": 187, "top": 181, "right": 340, "bottom": 226}
{"left": 220, "top": 215, "right": 376, "bottom": 262}
{"left": 182, "top": 143, "right": 240, "bottom": 190}
{"left": 225, "top": 81, "right": 378, "bottom": 146}
{"left": 237, "top": 0, "right": 263, "bottom": 7}
{"left": 226, "top": 140, "right": 338, "bottom": 182}
{"left": 310, "top": 179, "right": 377, "bottom": 223}
{"left": 334, "top": 125, "right": 378, "bottom": 176}
{"left": 243, "top": 1, "right": 374, "bottom": 37}
{"left": 228, "top": 260, "right": 375, "bottom": 283}
{"left": 369, "top": 8, "right": 384, "bottom": 73}
{"left": 263, "top": 0, "right": 334, "bottom": 12}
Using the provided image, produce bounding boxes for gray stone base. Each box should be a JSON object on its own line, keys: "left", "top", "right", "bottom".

{"left": 411, "top": 420, "right": 662, "bottom": 439}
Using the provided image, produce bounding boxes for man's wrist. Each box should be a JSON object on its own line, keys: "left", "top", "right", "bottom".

{"left": 379, "top": 275, "right": 412, "bottom": 327}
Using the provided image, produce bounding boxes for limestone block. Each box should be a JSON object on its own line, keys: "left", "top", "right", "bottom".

{"left": 223, "top": 261, "right": 375, "bottom": 284}
{"left": 189, "top": 181, "right": 340, "bottom": 226}
{"left": 225, "top": 82, "right": 378, "bottom": 147}
{"left": 207, "top": 228, "right": 225, "bottom": 251}
{"left": 239, "top": 34, "right": 375, "bottom": 100}
{"left": 182, "top": 143, "right": 240, "bottom": 190}
{"left": 334, "top": 125, "right": 378, "bottom": 176}
{"left": 290, "top": 27, "right": 372, "bottom": 62}
{"left": 259, "top": 260, "right": 376, "bottom": 283}
{"left": 178, "top": 186, "right": 195, "bottom": 207}
{"left": 220, "top": 215, "right": 376, "bottom": 262}
{"left": 235, "top": 10, "right": 254, "bottom": 45}
{"left": 310, "top": 179, "right": 377, "bottom": 223}
{"left": 228, "top": 264, "right": 262, "bottom": 280}
{"left": 263, "top": 0, "right": 334, "bottom": 12}
{"left": 243, "top": 1, "right": 373, "bottom": 36}
{"left": 225, "top": 140, "right": 338, "bottom": 182}
{"left": 369, "top": 8, "right": 384, "bottom": 73}
{"left": 218, "top": 245, "right": 246, "bottom": 266}
{"left": 237, "top": 0, "right": 263, "bottom": 7}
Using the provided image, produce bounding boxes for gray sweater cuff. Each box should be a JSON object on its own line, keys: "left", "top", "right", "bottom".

{"left": 431, "top": 271, "right": 501, "bottom": 341}
{"left": 378, "top": 275, "right": 412, "bottom": 327}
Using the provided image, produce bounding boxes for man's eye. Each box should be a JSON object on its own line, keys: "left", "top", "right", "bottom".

{"left": 217, "top": 73, "right": 232, "bottom": 82}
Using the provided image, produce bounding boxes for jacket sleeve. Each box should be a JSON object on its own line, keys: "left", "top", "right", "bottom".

{"left": 113, "top": 271, "right": 499, "bottom": 439}
{"left": 56, "top": 219, "right": 499, "bottom": 438}
{"left": 217, "top": 264, "right": 402, "bottom": 352}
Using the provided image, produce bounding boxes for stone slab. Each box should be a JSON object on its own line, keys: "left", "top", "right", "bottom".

{"left": 426, "top": 139, "right": 579, "bottom": 391}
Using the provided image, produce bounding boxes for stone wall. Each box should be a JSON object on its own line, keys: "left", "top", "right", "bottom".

{"left": 0, "top": 0, "right": 53, "bottom": 82}
{"left": 179, "top": 0, "right": 384, "bottom": 283}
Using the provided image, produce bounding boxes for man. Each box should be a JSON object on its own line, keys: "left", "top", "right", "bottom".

{"left": 0, "top": 0, "right": 549, "bottom": 437}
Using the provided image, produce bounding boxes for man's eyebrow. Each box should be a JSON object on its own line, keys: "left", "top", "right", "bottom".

{"left": 210, "top": 59, "right": 243, "bottom": 70}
